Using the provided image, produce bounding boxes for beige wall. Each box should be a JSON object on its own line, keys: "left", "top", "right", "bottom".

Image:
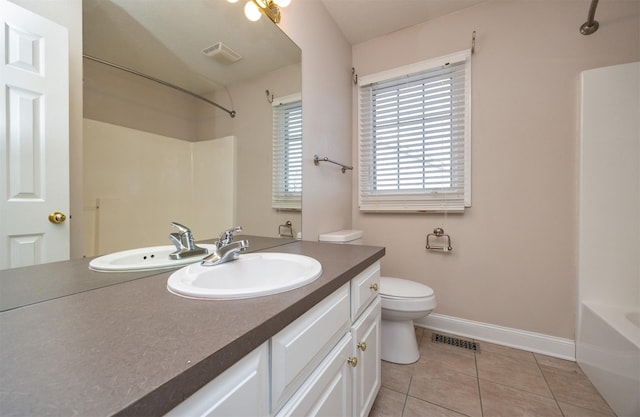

{"left": 351, "top": 0, "right": 640, "bottom": 339}
{"left": 9, "top": 0, "right": 83, "bottom": 259}
{"left": 204, "top": 63, "right": 303, "bottom": 238}
{"left": 280, "top": 1, "right": 354, "bottom": 240}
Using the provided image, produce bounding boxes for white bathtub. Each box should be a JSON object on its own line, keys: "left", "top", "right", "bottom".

{"left": 577, "top": 302, "right": 640, "bottom": 417}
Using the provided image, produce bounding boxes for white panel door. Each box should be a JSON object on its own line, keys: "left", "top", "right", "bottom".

{"left": 0, "top": 0, "right": 69, "bottom": 269}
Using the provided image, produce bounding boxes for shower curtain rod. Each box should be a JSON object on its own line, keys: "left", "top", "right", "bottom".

{"left": 83, "top": 54, "right": 236, "bottom": 118}
{"left": 580, "top": 0, "right": 600, "bottom": 35}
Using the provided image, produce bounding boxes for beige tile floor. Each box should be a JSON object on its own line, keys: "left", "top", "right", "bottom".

{"left": 369, "top": 328, "right": 617, "bottom": 417}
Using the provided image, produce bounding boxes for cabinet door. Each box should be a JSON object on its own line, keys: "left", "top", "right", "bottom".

{"left": 275, "top": 333, "right": 354, "bottom": 417}
{"left": 165, "top": 343, "right": 269, "bottom": 417}
{"left": 271, "top": 283, "right": 350, "bottom": 412}
{"left": 351, "top": 297, "right": 381, "bottom": 417}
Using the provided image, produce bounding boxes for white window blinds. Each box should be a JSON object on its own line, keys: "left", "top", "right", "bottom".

{"left": 272, "top": 94, "right": 302, "bottom": 210}
{"left": 358, "top": 51, "right": 471, "bottom": 212}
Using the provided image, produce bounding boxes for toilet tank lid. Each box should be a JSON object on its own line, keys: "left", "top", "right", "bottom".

{"left": 318, "top": 229, "right": 363, "bottom": 242}
{"left": 380, "top": 277, "right": 434, "bottom": 298}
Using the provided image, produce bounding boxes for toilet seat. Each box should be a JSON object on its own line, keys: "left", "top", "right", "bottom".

{"left": 379, "top": 277, "right": 436, "bottom": 312}
{"left": 380, "top": 277, "right": 434, "bottom": 298}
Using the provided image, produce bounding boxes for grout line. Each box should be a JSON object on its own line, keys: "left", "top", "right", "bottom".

{"left": 474, "top": 350, "right": 485, "bottom": 417}
{"left": 400, "top": 366, "right": 415, "bottom": 417}
{"left": 380, "top": 384, "right": 410, "bottom": 396}
{"left": 400, "top": 392, "right": 409, "bottom": 417}
{"left": 406, "top": 394, "right": 477, "bottom": 417}
{"left": 533, "top": 354, "right": 567, "bottom": 417}
{"left": 400, "top": 329, "right": 423, "bottom": 417}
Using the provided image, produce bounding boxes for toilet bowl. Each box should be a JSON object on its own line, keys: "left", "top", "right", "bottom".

{"left": 380, "top": 277, "right": 436, "bottom": 364}
{"left": 317, "top": 230, "right": 437, "bottom": 364}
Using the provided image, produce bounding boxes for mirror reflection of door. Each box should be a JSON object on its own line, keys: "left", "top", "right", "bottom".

{"left": 1, "top": 0, "right": 70, "bottom": 270}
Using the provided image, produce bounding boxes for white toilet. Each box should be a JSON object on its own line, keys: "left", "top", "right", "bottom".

{"left": 379, "top": 277, "right": 436, "bottom": 364}
{"left": 318, "top": 229, "right": 437, "bottom": 364}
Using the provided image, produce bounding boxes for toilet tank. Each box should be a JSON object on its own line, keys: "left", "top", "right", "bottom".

{"left": 318, "top": 229, "right": 364, "bottom": 245}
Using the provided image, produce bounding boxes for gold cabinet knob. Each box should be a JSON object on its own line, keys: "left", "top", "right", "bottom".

{"left": 347, "top": 357, "right": 358, "bottom": 367}
{"left": 48, "top": 212, "right": 67, "bottom": 224}
{"left": 357, "top": 342, "right": 367, "bottom": 352}
{"left": 369, "top": 283, "right": 379, "bottom": 291}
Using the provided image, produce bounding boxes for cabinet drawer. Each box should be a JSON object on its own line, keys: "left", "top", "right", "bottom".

{"left": 274, "top": 333, "right": 353, "bottom": 417}
{"left": 271, "top": 283, "right": 350, "bottom": 413}
{"left": 350, "top": 262, "right": 380, "bottom": 321}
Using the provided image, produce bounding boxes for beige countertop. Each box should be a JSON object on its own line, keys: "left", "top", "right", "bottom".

{"left": 0, "top": 240, "right": 384, "bottom": 416}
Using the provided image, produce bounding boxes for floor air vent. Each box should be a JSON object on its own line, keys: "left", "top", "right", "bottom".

{"left": 431, "top": 333, "right": 480, "bottom": 352}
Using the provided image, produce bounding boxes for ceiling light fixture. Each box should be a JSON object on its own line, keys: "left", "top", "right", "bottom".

{"left": 243, "top": 0, "right": 290, "bottom": 23}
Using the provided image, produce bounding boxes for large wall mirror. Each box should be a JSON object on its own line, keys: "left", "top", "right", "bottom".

{"left": 82, "top": 0, "right": 302, "bottom": 256}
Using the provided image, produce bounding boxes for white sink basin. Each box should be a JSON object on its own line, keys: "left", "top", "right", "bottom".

{"left": 89, "top": 244, "right": 217, "bottom": 272}
{"left": 167, "top": 252, "right": 322, "bottom": 300}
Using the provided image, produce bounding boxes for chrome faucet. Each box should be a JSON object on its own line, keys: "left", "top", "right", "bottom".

{"left": 201, "top": 226, "right": 249, "bottom": 266}
{"left": 168, "top": 222, "right": 208, "bottom": 260}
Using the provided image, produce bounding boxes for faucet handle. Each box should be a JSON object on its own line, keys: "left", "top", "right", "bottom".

{"left": 170, "top": 222, "right": 191, "bottom": 235}
{"left": 171, "top": 222, "right": 198, "bottom": 250}
{"left": 218, "top": 226, "right": 242, "bottom": 246}
{"left": 168, "top": 232, "right": 182, "bottom": 251}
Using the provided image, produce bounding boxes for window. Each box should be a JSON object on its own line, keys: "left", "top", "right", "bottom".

{"left": 358, "top": 51, "right": 471, "bottom": 212}
{"left": 272, "top": 94, "right": 302, "bottom": 210}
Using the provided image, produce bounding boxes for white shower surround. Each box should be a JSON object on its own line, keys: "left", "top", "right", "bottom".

{"left": 578, "top": 61, "right": 640, "bottom": 417}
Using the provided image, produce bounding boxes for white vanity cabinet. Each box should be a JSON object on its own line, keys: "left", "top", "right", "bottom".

{"left": 274, "top": 262, "right": 381, "bottom": 417}
{"left": 166, "top": 261, "right": 381, "bottom": 417}
{"left": 165, "top": 342, "right": 269, "bottom": 417}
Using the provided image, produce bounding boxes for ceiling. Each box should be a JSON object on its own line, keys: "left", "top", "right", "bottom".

{"left": 83, "top": 0, "right": 301, "bottom": 94}
{"left": 321, "top": 0, "right": 486, "bottom": 45}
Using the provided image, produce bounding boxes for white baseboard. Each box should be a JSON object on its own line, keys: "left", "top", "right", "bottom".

{"left": 415, "top": 313, "right": 576, "bottom": 361}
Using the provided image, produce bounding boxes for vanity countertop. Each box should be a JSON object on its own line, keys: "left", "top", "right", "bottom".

{"left": 0, "top": 240, "right": 384, "bottom": 417}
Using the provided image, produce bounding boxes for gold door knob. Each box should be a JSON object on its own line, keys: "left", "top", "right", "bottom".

{"left": 48, "top": 212, "right": 67, "bottom": 224}
{"left": 357, "top": 342, "right": 367, "bottom": 351}
{"left": 370, "top": 283, "right": 379, "bottom": 291}
{"left": 347, "top": 357, "right": 358, "bottom": 367}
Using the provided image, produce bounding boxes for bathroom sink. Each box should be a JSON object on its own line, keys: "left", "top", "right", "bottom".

{"left": 166, "top": 252, "right": 322, "bottom": 299}
{"left": 89, "top": 244, "right": 217, "bottom": 272}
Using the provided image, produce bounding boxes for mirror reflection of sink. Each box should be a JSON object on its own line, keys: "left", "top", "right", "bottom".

{"left": 167, "top": 253, "right": 322, "bottom": 300}
{"left": 89, "top": 244, "right": 217, "bottom": 272}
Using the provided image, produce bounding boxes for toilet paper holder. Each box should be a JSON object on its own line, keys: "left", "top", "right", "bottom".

{"left": 278, "top": 221, "right": 294, "bottom": 238}
{"left": 426, "top": 228, "right": 453, "bottom": 252}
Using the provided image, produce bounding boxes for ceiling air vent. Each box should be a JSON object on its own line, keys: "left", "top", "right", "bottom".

{"left": 202, "top": 42, "right": 242, "bottom": 64}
